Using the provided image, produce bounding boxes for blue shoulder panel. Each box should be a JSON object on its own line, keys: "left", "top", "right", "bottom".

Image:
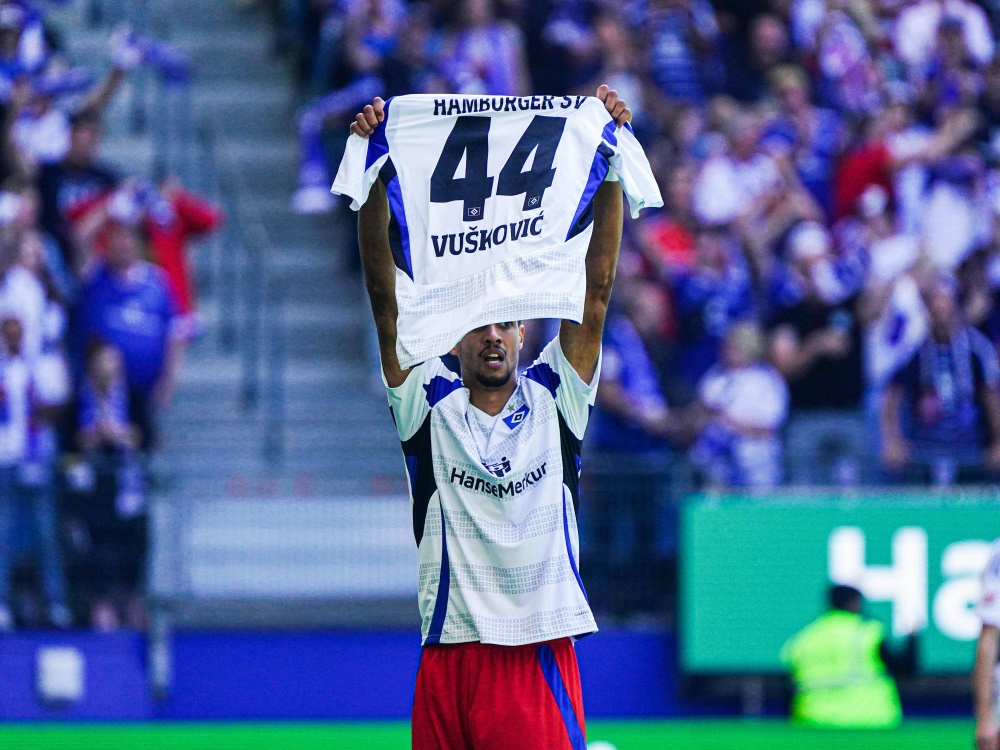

{"left": 423, "top": 375, "right": 463, "bottom": 408}
{"left": 524, "top": 361, "right": 561, "bottom": 400}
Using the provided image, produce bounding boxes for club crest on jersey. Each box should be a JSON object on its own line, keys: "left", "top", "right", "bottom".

{"left": 484, "top": 456, "right": 511, "bottom": 478}
{"left": 503, "top": 404, "right": 530, "bottom": 430}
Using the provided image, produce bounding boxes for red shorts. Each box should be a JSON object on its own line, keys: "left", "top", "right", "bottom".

{"left": 412, "top": 637, "right": 586, "bottom": 750}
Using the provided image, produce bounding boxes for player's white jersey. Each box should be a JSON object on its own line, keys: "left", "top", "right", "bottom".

{"left": 386, "top": 337, "right": 599, "bottom": 646}
{"left": 978, "top": 539, "right": 1000, "bottom": 629}
{"left": 333, "top": 94, "right": 661, "bottom": 368}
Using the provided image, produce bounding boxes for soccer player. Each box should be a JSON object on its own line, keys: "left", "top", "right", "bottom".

{"left": 975, "top": 539, "right": 1000, "bottom": 750}
{"left": 351, "top": 86, "right": 631, "bottom": 749}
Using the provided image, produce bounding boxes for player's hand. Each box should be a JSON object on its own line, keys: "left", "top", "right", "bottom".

{"left": 975, "top": 718, "right": 999, "bottom": 750}
{"left": 350, "top": 97, "right": 385, "bottom": 138}
{"left": 596, "top": 84, "right": 631, "bottom": 128}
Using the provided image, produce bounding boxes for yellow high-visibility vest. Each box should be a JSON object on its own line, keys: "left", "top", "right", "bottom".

{"left": 781, "top": 610, "right": 903, "bottom": 728}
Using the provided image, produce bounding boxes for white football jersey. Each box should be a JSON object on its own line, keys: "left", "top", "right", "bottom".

{"left": 386, "top": 337, "right": 599, "bottom": 646}
{"left": 333, "top": 94, "right": 662, "bottom": 368}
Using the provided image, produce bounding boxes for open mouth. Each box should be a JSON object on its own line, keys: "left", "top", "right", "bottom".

{"left": 482, "top": 348, "right": 506, "bottom": 369}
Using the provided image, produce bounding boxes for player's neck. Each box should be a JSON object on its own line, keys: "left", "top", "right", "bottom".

{"left": 467, "top": 381, "right": 517, "bottom": 417}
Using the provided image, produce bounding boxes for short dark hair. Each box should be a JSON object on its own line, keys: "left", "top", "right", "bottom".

{"left": 829, "top": 584, "right": 862, "bottom": 611}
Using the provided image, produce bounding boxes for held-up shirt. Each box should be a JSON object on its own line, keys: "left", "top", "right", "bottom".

{"left": 332, "top": 94, "right": 662, "bottom": 369}
{"left": 386, "top": 337, "right": 599, "bottom": 646}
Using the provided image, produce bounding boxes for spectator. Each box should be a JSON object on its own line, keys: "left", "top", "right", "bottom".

{"left": 764, "top": 64, "right": 846, "bottom": 218}
{"left": 586, "top": 281, "right": 687, "bottom": 617}
{"left": 692, "top": 109, "right": 783, "bottom": 226}
{"left": 812, "top": 0, "right": 883, "bottom": 118}
{"left": 669, "top": 224, "right": 756, "bottom": 400}
{"left": 916, "top": 16, "right": 984, "bottom": 118}
{"left": 13, "top": 25, "right": 140, "bottom": 169}
{"left": 690, "top": 322, "right": 789, "bottom": 487}
{"left": 854, "top": 186, "right": 929, "bottom": 398}
{"left": 521, "top": 0, "right": 599, "bottom": 96}
{"left": 0, "top": 2, "right": 47, "bottom": 93}
{"left": 725, "top": 13, "right": 791, "bottom": 104}
{"left": 37, "top": 110, "right": 118, "bottom": 272}
{"left": 77, "top": 190, "right": 183, "bottom": 451}
{"left": 442, "top": 0, "right": 530, "bottom": 95}
{"left": 895, "top": 0, "right": 993, "bottom": 78}
{"left": 76, "top": 342, "right": 146, "bottom": 630}
{"left": 0, "top": 308, "right": 70, "bottom": 631}
{"left": 585, "top": 14, "right": 646, "bottom": 124}
{"left": 143, "top": 178, "right": 223, "bottom": 339}
{"left": 382, "top": 6, "right": 448, "bottom": 97}
{"left": 769, "top": 221, "right": 868, "bottom": 485}
{"left": 638, "top": 163, "right": 699, "bottom": 294}
{"left": 0, "top": 228, "right": 50, "bottom": 361}
{"left": 881, "top": 273, "right": 1000, "bottom": 485}
{"left": 645, "top": 0, "right": 722, "bottom": 106}
{"left": 341, "top": 0, "right": 406, "bottom": 82}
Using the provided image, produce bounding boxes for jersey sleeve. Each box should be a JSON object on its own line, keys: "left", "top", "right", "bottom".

{"left": 526, "top": 337, "right": 601, "bottom": 440}
{"left": 330, "top": 103, "right": 392, "bottom": 211}
{"left": 976, "top": 545, "right": 1000, "bottom": 628}
{"left": 384, "top": 357, "right": 461, "bottom": 441}
{"left": 603, "top": 123, "right": 664, "bottom": 218}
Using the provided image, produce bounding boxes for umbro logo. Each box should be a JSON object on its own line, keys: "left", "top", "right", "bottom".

{"left": 468, "top": 207, "right": 480, "bottom": 216}
{"left": 502, "top": 404, "right": 530, "bottom": 430}
{"left": 528, "top": 196, "right": 539, "bottom": 206}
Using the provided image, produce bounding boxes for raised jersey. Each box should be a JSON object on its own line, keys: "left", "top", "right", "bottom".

{"left": 332, "top": 94, "right": 662, "bottom": 368}
{"left": 386, "top": 337, "right": 599, "bottom": 646}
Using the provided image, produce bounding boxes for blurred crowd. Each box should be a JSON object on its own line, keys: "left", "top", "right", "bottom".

{"left": 0, "top": 1, "right": 219, "bottom": 632}
{"left": 287, "top": 0, "right": 1000, "bottom": 491}
{"left": 280, "top": 0, "right": 1000, "bottom": 617}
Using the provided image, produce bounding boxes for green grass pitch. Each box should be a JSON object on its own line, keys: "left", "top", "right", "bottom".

{"left": 0, "top": 719, "right": 972, "bottom": 749}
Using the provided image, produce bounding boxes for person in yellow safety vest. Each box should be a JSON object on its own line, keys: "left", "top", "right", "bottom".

{"left": 781, "top": 584, "right": 916, "bottom": 728}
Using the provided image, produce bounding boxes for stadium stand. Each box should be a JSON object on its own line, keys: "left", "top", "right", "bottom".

{"left": 0, "top": 1, "right": 999, "bottom": 742}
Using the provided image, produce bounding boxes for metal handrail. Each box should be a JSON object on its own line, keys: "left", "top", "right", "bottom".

{"left": 195, "top": 123, "right": 239, "bottom": 352}
{"left": 265, "top": 279, "right": 287, "bottom": 466}
{"left": 202, "top": 113, "right": 287, "bottom": 462}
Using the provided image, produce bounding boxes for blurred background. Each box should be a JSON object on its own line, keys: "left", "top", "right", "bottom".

{"left": 0, "top": 0, "right": 997, "bottom": 747}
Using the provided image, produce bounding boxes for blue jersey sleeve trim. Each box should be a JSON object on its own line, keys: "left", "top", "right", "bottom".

{"left": 601, "top": 119, "right": 618, "bottom": 146}
{"left": 524, "top": 361, "right": 561, "bottom": 400}
{"left": 378, "top": 157, "right": 413, "bottom": 280}
{"left": 364, "top": 97, "right": 392, "bottom": 170}
{"left": 423, "top": 375, "right": 464, "bottom": 408}
{"left": 566, "top": 146, "right": 611, "bottom": 241}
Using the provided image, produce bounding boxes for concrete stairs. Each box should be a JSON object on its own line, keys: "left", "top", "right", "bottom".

{"left": 51, "top": 1, "right": 404, "bottom": 500}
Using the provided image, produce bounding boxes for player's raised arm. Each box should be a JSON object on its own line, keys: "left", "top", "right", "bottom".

{"left": 558, "top": 85, "right": 629, "bottom": 383}
{"left": 353, "top": 96, "right": 408, "bottom": 388}
{"left": 352, "top": 97, "right": 408, "bottom": 387}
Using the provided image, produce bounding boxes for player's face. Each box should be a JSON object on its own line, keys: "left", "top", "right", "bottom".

{"left": 453, "top": 321, "right": 523, "bottom": 390}
{"left": 107, "top": 221, "right": 141, "bottom": 271}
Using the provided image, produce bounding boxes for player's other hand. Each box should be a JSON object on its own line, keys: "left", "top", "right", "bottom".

{"left": 350, "top": 97, "right": 385, "bottom": 138}
{"left": 596, "top": 84, "right": 631, "bottom": 129}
